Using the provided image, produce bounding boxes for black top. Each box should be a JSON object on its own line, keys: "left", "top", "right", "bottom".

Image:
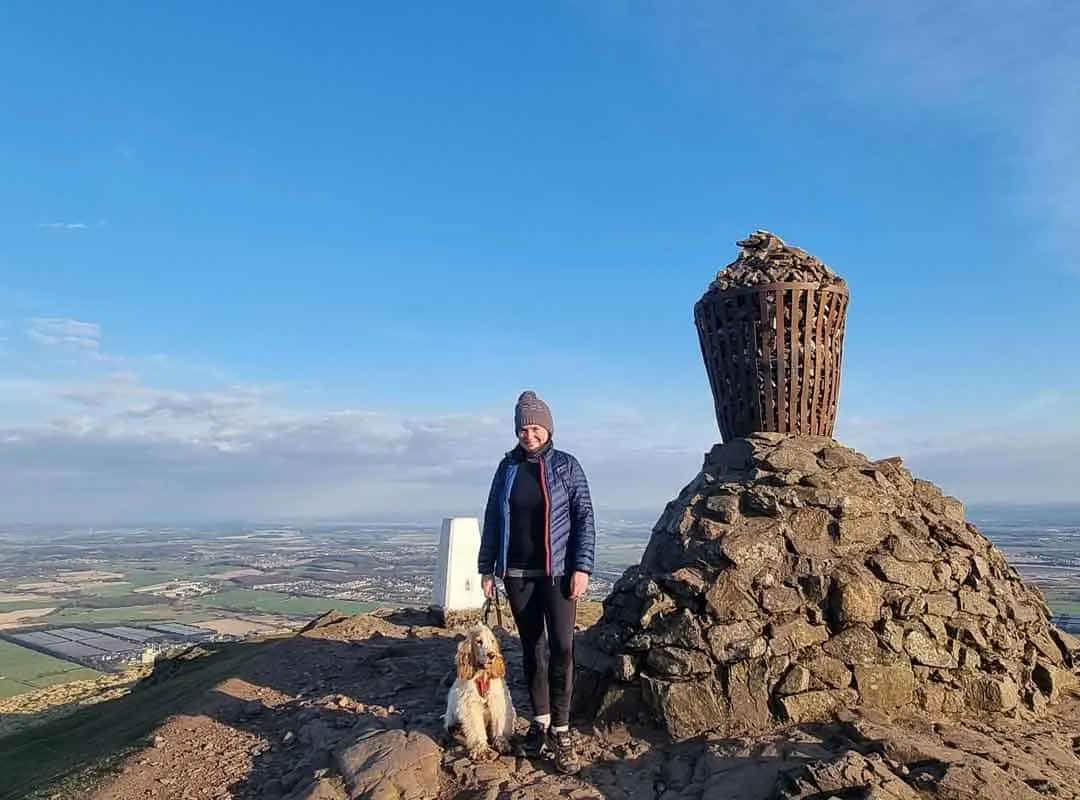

{"left": 506, "top": 459, "right": 547, "bottom": 571}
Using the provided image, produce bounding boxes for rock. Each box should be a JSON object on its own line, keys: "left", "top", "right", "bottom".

{"left": 822, "top": 625, "right": 890, "bottom": 666}
{"left": 665, "top": 566, "right": 710, "bottom": 600}
{"left": 1032, "top": 661, "right": 1075, "bottom": 702}
{"left": 831, "top": 570, "right": 883, "bottom": 627}
{"left": 780, "top": 689, "right": 858, "bottom": 723}
{"left": 298, "top": 719, "right": 337, "bottom": 750}
{"left": 775, "top": 664, "right": 811, "bottom": 696}
{"left": 1007, "top": 597, "right": 1042, "bottom": 625}
{"left": 645, "top": 646, "right": 713, "bottom": 678}
{"left": 640, "top": 674, "right": 727, "bottom": 741}
{"left": 769, "top": 619, "right": 829, "bottom": 656}
{"left": 820, "top": 445, "right": 868, "bottom": 469}
{"left": 762, "top": 444, "right": 822, "bottom": 474}
{"left": 958, "top": 589, "right": 999, "bottom": 618}
{"left": 705, "top": 439, "right": 755, "bottom": 474}
{"left": 963, "top": 675, "right": 1020, "bottom": 712}
{"left": 704, "top": 230, "right": 846, "bottom": 292}
{"left": 903, "top": 629, "right": 957, "bottom": 669}
{"left": 780, "top": 750, "right": 922, "bottom": 800}
{"left": 913, "top": 479, "right": 946, "bottom": 514}
{"left": 741, "top": 487, "right": 783, "bottom": 516}
{"left": 784, "top": 507, "right": 834, "bottom": 556}
{"left": 335, "top": 729, "right": 441, "bottom": 800}
{"left": 802, "top": 653, "right": 852, "bottom": 689}
{"left": 760, "top": 584, "right": 802, "bottom": 614}
{"left": 725, "top": 659, "right": 776, "bottom": 729}
{"left": 870, "top": 555, "right": 934, "bottom": 590}
{"left": 648, "top": 608, "right": 707, "bottom": 650}
{"left": 931, "top": 760, "right": 1043, "bottom": 800}
{"left": 639, "top": 591, "right": 676, "bottom": 628}
{"left": 706, "top": 621, "right": 763, "bottom": 662}
{"left": 925, "top": 593, "right": 959, "bottom": 617}
{"left": 718, "top": 518, "right": 787, "bottom": 569}
{"left": 854, "top": 663, "right": 915, "bottom": 710}
{"left": 837, "top": 514, "right": 892, "bottom": 548}
{"left": 704, "top": 574, "right": 759, "bottom": 623}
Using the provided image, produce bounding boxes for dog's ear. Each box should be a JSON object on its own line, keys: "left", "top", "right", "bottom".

{"left": 455, "top": 637, "right": 475, "bottom": 680}
{"left": 489, "top": 649, "right": 506, "bottom": 680}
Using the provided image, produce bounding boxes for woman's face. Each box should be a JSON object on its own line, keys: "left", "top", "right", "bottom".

{"left": 517, "top": 424, "right": 550, "bottom": 453}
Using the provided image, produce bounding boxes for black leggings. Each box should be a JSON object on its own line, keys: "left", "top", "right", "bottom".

{"left": 503, "top": 574, "right": 576, "bottom": 728}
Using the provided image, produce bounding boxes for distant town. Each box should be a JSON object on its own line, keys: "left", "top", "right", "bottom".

{"left": 0, "top": 506, "right": 1077, "bottom": 697}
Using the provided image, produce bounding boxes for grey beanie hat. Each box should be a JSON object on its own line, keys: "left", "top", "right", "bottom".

{"left": 514, "top": 390, "right": 553, "bottom": 436}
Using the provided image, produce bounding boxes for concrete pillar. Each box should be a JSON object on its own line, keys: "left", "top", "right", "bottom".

{"left": 431, "top": 517, "right": 486, "bottom": 626}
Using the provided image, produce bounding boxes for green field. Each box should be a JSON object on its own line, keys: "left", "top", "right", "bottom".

{"left": 1048, "top": 600, "right": 1080, "bottom": 617}
{"left": 0, "top": 600, "right": 62, "bottom": 612}
{"left": 0, "top": 641, "right": 102, "bottom": 699}
{"left": 194, "top": 589, "right": 378, "bottom": 618}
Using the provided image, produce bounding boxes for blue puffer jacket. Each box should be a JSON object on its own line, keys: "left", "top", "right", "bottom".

{"left": 478, "top": 444, "right": 596, "bottom": 578}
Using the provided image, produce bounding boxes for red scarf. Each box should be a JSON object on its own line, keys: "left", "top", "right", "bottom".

{"left": 474, "top": 674, "right": 490, "bottom": 697}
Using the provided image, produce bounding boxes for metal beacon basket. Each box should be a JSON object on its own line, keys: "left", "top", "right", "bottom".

{"left": 693, "top": 281, "right": 849, "bottom": 441}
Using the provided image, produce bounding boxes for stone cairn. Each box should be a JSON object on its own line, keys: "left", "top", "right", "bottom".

{"left": 574, "top": 435, "right": 1080, "bottom": 740}
{"left": 573, "top": 233, "right": 1080, "bottom": 741}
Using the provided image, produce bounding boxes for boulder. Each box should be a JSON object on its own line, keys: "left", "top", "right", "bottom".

{"left": 335, "top": 729, "right": 441, "bottom": 800}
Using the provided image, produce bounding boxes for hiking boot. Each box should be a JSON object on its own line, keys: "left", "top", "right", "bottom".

{"left": 514, "top": 720, "right": 550, "bottom": 758}
{"left": 549, "top": 728, "right": 581, "bottom": 775}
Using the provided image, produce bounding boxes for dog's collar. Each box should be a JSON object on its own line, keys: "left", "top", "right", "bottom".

{"left": 474, "top": 674, "right": 490, "bottom": 697}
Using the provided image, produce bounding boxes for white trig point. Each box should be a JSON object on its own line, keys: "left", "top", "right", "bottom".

{"left": 431, "top": 516, "right": 486, "bottom": 625}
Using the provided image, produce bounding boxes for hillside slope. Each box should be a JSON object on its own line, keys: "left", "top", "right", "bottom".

{"left": 2, "top": 604, "right": 1080, "bottom": 800}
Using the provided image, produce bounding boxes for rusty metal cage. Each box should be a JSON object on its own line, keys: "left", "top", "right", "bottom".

{"left": 694, "top": 281, "right": 849, "bottom": 442}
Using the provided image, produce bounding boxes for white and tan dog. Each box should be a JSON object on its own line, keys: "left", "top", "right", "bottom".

{"left": 443, "top": 622, "right": 516, "bottom": 759}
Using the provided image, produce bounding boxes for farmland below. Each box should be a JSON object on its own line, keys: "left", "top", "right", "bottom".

{"left": 0, "top": 640, "right": 101, "bottom": 698}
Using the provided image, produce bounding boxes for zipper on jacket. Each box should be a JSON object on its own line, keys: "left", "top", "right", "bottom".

{"left": 499, "top": 462, "right": 516, "bottom": 579}
{"left": 538, "top": 455, "right": 552, "bottom": 577}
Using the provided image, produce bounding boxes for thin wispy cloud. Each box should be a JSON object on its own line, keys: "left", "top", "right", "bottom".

{"left": 36, "top": 220, "right": 108, "bottom": 231}
{"left": 26, "top": 316, "right": 102, "bottom": 350}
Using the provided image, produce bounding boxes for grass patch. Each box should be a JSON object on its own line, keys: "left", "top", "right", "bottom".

{"left": 0, "top": 638, "right": 280, "bottom": 800}
{"left": 1048, "top": 600, "right": 1080, "bottom": 617}
{"left": 194, "top": 589, "right": 378, "bottom": 618}
{"left": 0, "top": 641, "right": 102, "bottom": 699}
{"left": 37, "top": 605, "right": 192, "bottom": 626}
{"left": 0, "top": 600, "right": 64, "bottom": 612}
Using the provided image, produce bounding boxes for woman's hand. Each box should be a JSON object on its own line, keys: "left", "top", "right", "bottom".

{"left": 481, "top": 573, "right": 496, "bottom": 599}
{"left": 569, "top": 571, "right": 589, "bottom": 600}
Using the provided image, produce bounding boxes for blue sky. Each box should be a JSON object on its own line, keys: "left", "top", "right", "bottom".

{"left": 1, "top": 1, "right": 1078, "bottom": 523}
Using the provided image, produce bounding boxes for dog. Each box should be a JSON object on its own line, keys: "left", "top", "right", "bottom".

{"left": 443, "top": 622, "right": 516, "bottom": 759}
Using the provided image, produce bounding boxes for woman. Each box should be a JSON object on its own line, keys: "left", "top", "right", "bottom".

{"left": 477, "top": 390, "right": 596, "bottom": 775}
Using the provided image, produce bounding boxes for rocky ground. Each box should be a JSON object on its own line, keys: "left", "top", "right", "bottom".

{"left": 47, "top": 603, "right": 1080, "bottom": 800}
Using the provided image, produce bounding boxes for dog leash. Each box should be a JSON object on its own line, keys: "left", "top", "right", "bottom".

{"left": 483, "top": 583, "right": 504, "bottom": 629}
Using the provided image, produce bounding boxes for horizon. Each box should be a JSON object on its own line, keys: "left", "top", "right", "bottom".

{"left": 2, "top": 2, "right": 1079, "bottom": 523}
{"left": 4, "top": 500, "right": 1080, "bottom": 532}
